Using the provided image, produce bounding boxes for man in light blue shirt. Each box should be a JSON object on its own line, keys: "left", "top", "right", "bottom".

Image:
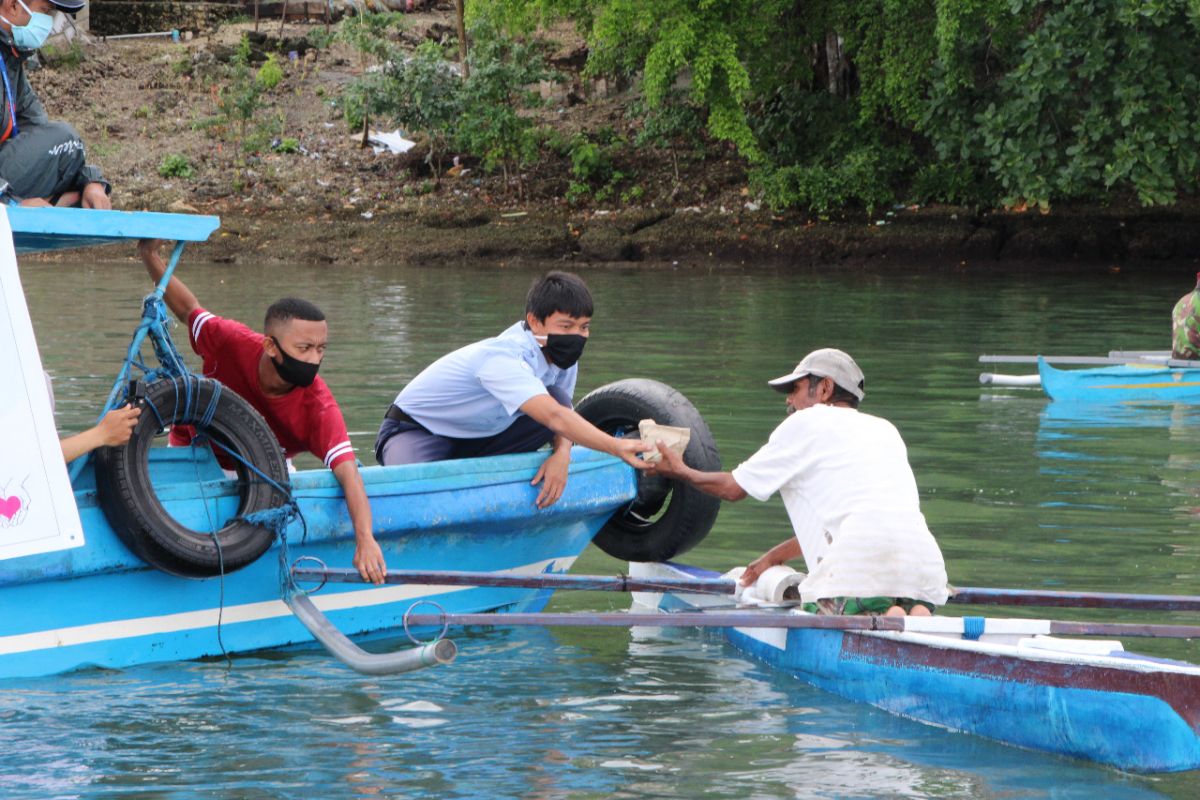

{"left": 375, "top": 271, "right": 650, "bottom": 508}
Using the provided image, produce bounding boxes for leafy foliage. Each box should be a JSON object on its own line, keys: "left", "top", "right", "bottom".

{"left": 479, "top": 0, "right": 1200, "bottom": 212}
{"left": 158, "top": 154, "right": 195, "bottom": 179}
{"left": 339, "top": 15, "right": 552, "bottom": 186}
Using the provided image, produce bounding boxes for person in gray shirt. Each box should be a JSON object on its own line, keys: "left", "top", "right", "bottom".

{"left": 0, "top": 0, "right": 110, "bottom": 208}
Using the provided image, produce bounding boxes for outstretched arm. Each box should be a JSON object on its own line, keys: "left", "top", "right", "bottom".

{"left": 138, "top": 239, "right": 200, "bottom": 323}
{"left": 60, "top": 405, "right": 141, "bottom": 463}
{"left": 332, "top": 459, "right": 386, "bottom": 585}
{"left": 520, "top": 394, "right": 651, "bottom": 469}
{"left": 740, "top": 537, "right": 803, "bottom": 587}
{"left": 644, "top": 441, "right": 748, "bottom": 501}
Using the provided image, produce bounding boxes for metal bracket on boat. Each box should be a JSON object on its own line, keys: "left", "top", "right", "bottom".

{"left": 283, "top": 591, "right": 457, "bottom": 676}
{"left": 290, "top": 555, "right": 330, "bottom": 594}
{"left": 403, "top": 600, "right": 451, "bottom": 646}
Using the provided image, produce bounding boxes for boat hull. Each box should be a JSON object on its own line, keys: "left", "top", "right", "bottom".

{"left": 632, "top": 562, "right": 1200, "bottom": 773}
{"left": 0, "top": 447, "right": 637, "bottom": 679}
{"left": 1038, "top": 358, "right": 1200, "bottom": 403}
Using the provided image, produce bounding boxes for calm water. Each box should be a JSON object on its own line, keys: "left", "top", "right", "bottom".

{"left": 12, "top": 254, "right": 1200, "bottom": 798}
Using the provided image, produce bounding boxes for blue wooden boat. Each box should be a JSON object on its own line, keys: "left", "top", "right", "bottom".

{"left": 979, "top": 352, "right": 1200, "bottom": 403}
{"left": 1038, "top": 357, "right": 1200, "bottom": 403}
{"left": 0, "top": 207, "right": 717, "bottom": 679}
{"left": 630, "top": 561, "right": 1200, "bottom": 774}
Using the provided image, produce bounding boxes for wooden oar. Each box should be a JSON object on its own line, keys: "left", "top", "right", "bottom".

{"left": 400, "top": 611, "right": 1200, "bottom": 639}
{"left": 293, "top": 567, "right": 1200, "bottom": 612}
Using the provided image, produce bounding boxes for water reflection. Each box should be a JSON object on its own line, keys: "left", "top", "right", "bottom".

{"left": 15, "top": 257, "right": 1200, "bottom": 796}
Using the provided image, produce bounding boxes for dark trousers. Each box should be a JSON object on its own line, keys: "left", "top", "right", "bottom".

{"left": 0, "top": 121, "right": 89, "bottom": 200}
{"left": 375, "top": 386, "right": 571, "bottom": 466}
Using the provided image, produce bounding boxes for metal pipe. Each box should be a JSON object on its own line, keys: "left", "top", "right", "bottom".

{"left": 402, "top": 610, "right": 1200, "bottom": 639}
{"left": 292, "top": 567, "right": 1200, "bottom": 613}
{"left": 979, "top": 354, "right": 1198, "bottom": 368}
{"left": 292, "top": 567, "right": 738, "bottom": 595}
{"left": 286, "top": 593, "right": 457, "bottom": 675}
{"left": 950, "top": 586, "right": 1200, "bottom": 613}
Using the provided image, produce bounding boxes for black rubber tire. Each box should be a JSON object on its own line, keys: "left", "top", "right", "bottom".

{"left": 576, "top": 378, "right": 721, "bottom": 562}
{"left": 94, "top": 377, "right": 290, "bottom": 578}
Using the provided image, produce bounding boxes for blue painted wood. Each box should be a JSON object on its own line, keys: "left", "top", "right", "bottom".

{"left": 1038, "top": 356, "right": 1200, "bottom": 403}
{"left": 0, "top": 446, "right": 637, "bottom": 678}
{"left": 729, "top": 626, "right": 1200, "bottom": 773}
{"left": 8, "top": 207, "right": 220, "bottom": 254}
{"left": 645, "top": 562, "right": 1200, "bottom": 773}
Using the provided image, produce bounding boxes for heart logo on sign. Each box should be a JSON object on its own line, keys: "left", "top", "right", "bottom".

{"left": 0, "top": 495, "right": 21, "bottom": 520}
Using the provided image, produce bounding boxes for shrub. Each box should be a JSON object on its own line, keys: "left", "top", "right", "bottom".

{"left": 158, "top": 154, "right": 195, "bottom": 179}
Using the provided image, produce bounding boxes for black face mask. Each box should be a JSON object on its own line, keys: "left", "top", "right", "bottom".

{"left": 270, "top": 336, "right": 321, "bottom": 387}
{"left": 542, "top": 333, "right": 587, "bottom": 369}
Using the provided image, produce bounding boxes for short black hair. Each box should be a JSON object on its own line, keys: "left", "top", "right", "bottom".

{"left": 265, "top": 297, "right": 326, "bottom": 332}
{"left": 526, "top": 271, "right": 593, "bottom": 321}
{"left": 805, "top": 374, "right": 861, "bottom": 408}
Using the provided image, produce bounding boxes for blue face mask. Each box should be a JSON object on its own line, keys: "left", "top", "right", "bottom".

{"left": 2, "top": 0, "right": 54, "bottom": 51}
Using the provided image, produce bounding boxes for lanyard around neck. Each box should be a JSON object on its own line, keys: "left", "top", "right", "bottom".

{"left": 0, "top": 50, "right": 17, "bottom": 143}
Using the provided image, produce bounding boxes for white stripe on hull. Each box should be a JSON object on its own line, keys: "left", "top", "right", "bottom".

{"left": 0, "top": 557, "right": 574, "bottom": 656}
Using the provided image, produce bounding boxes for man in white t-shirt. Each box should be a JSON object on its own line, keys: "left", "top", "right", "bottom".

{"left": 646, "top": 348, "right": 949, "bottom": 617}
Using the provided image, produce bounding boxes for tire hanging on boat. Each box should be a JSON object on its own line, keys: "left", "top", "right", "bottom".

{"left": 94, "top": 377, "right": 290, "bottom": 578}
{"left": 576, "top": 378, "right": 721, "bottom": 562}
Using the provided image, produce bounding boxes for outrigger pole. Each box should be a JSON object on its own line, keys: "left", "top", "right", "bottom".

{"left": 396, "top": 611, "right": 1200, "bottom": 640}
{"left": 292, "top": 567, "right": 1200, "bottom": 613}
{"left": 979, "top": 354, "right": 1199, "bottom": 368}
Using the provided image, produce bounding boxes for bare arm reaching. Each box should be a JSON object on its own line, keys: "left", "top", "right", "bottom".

{"left": 520, "top": 394, "right": 652, "bottom": 469}
{"left": 332, "top": 459, "right": 387, "bottom": 585}
{"left": 138, "top": 239, "right": 200, "bottom": 323}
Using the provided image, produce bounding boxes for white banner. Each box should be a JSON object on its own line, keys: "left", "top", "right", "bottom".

{"left": 0, "top": 206, "right": 84, "bottom": 559}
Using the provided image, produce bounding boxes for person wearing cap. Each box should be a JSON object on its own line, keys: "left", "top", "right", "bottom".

{"left": 646, "top": 348, "right": 949, "bottom": 617}
{"left": 0, "top": 0, "right": 111, "bottom": 209}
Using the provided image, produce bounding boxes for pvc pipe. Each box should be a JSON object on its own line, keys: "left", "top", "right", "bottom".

{"left": 103, "top": 30, "right": 181, "bottom": 41}
{"left": 979, "top": 373, "right": 1041, "bottom": 387}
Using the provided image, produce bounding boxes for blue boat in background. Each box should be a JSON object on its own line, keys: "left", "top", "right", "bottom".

{"left": 1037, "top": 357, "right": 1200, "bottom": 403}
{"left": 980, "top": 351, "right": 1200, "bottom": 403}
{"left": 0, "top": 207, "right": 718, "bottom": 679}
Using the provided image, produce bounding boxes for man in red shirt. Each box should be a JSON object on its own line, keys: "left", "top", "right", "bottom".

{"left": 138, "top": 240, "right": 386, "bottom": 585}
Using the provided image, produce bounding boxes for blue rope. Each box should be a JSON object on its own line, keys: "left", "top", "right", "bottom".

{"left": 198, "top": 382, "right": 221, "bottom": 429}
{"left": 204, "top": 437, "right": 306, "bottom": 599}
{"left": 962, "top": 616, "right": 985, "bottom": 641}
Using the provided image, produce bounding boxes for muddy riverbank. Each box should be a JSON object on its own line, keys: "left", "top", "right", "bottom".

{"left": 30, "top": 19, "right": 1200, "bottom": 272}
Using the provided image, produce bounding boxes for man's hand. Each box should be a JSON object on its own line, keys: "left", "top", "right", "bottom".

{"left": 532, "top": 448, "right": 570, "bottom": 509}
{"left": 611, "top": 437, "right": 653, "bottom": 469}
{"left": 353, "top": 535, "right": 387, "bottom": 586}
{"left": 19, "top": 197, "right": 51, "bottom": 207}
{"left": 97, "top": 405, "right": 141, "bottom": 447}
{"left": 81, "top": 182, "right": 111, "bottom": 210}
{"left": 740, "top": 553, "right": 778, "bottom": 588}
{"left": 644, "top": 441, "right": 688, "bottom": 479}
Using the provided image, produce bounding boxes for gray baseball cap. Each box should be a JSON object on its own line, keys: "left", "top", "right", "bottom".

{"left": 768, "top": 348, "right": 865, "bottom": 400}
